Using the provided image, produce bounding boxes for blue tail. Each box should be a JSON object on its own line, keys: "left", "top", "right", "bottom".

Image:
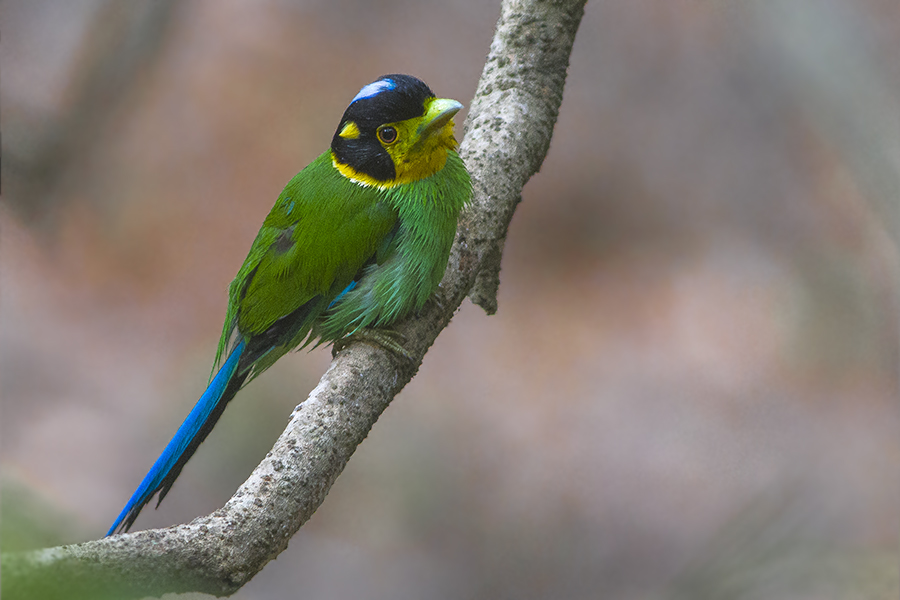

{"left": 107, "top": 340, "right": 247, "bottom": 536}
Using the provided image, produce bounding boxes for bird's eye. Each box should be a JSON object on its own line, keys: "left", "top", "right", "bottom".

{"left": 377, "top": 126, "right": 398, "bottom": 145}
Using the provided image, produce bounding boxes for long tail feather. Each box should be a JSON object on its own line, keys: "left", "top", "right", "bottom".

{"left": 107, "top": 339, "right": 247, "bottom": 536}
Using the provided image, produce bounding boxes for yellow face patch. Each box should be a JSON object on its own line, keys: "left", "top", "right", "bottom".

{"left": 382, "top": 118, "right": 457, "bottom": 186}
{"left": 338, "top": 121, "right": 360, "bottom": 139}
{"left": 333, "top": 97, "right": 461, "bottom": 188}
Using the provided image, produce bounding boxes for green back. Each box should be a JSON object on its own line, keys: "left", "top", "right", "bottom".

{"left": 215, "top": 149, "right": 470, "bottom": 380}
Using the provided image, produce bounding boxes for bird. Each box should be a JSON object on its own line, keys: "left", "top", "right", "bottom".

{"left": 107, "top": 74, "right": 471, "bottom": 536}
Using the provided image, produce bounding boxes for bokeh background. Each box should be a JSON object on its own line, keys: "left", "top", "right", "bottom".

{"left": 2, "top": 1, "right": 899, "bottom": 598}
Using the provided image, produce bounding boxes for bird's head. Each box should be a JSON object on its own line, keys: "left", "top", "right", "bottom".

{"left": 331, "top": 74, "right": 462, "bottom": 189}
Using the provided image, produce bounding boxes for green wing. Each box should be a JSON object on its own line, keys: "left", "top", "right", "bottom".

{"left": 214, "top": 152, "right": 397, "bottom": 377}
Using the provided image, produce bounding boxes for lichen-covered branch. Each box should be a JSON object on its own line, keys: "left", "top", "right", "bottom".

{"left": 0, "top": 1, "right": 586, "bottom": 598}
{"left": 461, "top": 0, "right": 586, "bottom": 313}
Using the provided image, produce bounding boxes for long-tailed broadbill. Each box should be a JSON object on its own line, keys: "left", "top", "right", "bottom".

{"left": 107, "top": 74, "right": 471, "bottom": 535}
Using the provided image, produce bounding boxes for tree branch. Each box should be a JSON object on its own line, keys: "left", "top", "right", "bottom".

{"left": 0, "top": 0, "right": 587, "bottom": 597}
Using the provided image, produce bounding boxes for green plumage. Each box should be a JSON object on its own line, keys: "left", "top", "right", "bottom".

{"left": 216, "top": 149, "right": 469, "bottom": 380}
{"left": 107, "top": 74, "right": 469, "bottom": 535}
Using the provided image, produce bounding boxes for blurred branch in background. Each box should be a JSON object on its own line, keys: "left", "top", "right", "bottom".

{"left": 739, "top": 0, "right": 900, "bottom": 250}
{"left": 2, "top": 0, "right": 180, "bottom": 227}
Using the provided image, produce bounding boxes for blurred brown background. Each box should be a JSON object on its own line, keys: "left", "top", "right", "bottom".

{"left": 2, "top": 1, "right": 898, "bottom": 598}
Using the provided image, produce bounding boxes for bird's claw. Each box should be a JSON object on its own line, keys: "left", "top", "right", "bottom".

{"left": 332, "top": 328, "right": 413, "bottom": 360}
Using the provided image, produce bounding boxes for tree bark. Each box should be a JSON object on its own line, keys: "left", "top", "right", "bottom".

{"left": 0, "top": 0, "right": 587, "bottom": 598}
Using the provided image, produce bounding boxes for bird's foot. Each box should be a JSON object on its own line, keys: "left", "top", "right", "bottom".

{"left": 332, "top": 328, "right": 413, "bottom": 360}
